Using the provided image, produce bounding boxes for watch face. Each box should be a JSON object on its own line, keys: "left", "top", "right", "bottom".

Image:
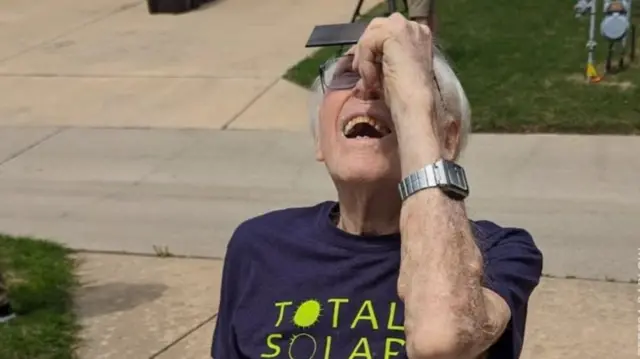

{"left": 442, "top": 160, "right": 469, "bottom": 196}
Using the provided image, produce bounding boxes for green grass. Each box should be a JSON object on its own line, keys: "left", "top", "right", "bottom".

{"left": 284, "top": 0, "right": 640, "bottom": 134}
{"left": 0, "top": 235, "right": 80, "bottom": 359}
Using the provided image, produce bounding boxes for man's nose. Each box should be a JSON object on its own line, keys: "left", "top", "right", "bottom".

{"left": 353, "top": 82, "right": 381, "bottom": 101}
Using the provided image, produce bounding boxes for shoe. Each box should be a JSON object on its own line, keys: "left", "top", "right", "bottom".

{"left": 0, "top": 303, "right": 16, "bottom": 323}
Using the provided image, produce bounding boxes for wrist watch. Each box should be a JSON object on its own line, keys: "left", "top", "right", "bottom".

{"left": 398, "top": 159, "right": 470, "bottom": 201}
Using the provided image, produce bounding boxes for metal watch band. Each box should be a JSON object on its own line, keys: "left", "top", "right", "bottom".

{"left": 398, "top": 159, "right": 470, "bottom": 201}
{"left": 398, "top": 164, "right": 438, "bottom": 201}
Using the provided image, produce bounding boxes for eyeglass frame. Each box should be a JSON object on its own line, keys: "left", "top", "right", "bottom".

{"left": 317, "top": 54, "right": 448, "bottom": 116}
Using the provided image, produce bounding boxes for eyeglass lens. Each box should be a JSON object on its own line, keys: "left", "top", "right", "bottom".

{"left": 323, "top": 55, "right": 360, "bottom": 91}
{"left": 321, "top": 54, "right": 446, "bottom": 114}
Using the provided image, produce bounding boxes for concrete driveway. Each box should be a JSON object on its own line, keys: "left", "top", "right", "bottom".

{"left": 0, "top": 0, "right": 375, "bottom": 129}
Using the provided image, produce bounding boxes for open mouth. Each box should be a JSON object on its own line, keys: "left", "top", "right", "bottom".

{"left": 342, "top": 116, "right": 392, "bottom": 139}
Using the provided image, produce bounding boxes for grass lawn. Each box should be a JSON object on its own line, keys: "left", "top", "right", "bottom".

{"left": 284, "top": 0, "right": 640, "bottom": 134}
{"left": 0, "top": 234, "right": 79, "bottom": 359}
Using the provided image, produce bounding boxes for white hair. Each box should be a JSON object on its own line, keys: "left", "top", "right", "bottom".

{"left": 308, "top": 47, "right": 472, "bottom": 157}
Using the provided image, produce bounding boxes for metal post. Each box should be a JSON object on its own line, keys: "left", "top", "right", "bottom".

{"left": 350, "top": 0, "right": 366, "bottom": 23}
{"left": 575, "top": 0, "right": 600, "bottom": 78}
{"left": 387, "top": 0, "right": 397, "bottom": 14}
{"left": 587, "top": 0, "right": 597, "bottom": 70}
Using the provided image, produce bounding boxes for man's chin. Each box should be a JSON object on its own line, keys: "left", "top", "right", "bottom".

{"left": 331, "top": 164, "right": 399, "bottom": 186}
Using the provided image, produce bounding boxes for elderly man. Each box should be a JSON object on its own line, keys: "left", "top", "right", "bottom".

{"left": 211, "top": 14, "right": 542, "bottom": 359}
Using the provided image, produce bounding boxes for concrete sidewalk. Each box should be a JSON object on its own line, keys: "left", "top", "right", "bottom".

{"left": 0, "top": 0, "right": 374, "bottom": 130}
{"left": 0, "top": 127, "right": 638, "bottom": 282}
{"left": 74, "top": 253, "right": 221, "bottom": 359}
{"left": 74, "top": 253, "right": 636, "bottom": 359}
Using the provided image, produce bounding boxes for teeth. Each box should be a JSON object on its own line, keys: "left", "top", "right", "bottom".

{"left": 343, "top": 116, "right": 390, "bottom": 136}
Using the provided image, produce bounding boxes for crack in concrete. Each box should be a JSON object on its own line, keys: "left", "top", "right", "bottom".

{"left": 220, "top": 77, "right": 281, "bottom": 130}
{"left": 0, "top": 127, "right": 67, "bottom": 167}
{"left": 148, "top": 313, "right": 218, "bottom": 359}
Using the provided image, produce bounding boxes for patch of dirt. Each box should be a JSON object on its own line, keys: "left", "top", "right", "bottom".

{"left": 564, "top": 73, "right": 636, "bottom": 90}
{"left": 2, "top": 270, "right": 27, "bottom": 286}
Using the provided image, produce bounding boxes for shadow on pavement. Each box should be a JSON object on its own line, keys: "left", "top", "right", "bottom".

{"left": 76, "top": 282, "right": 167, "bottom": 318}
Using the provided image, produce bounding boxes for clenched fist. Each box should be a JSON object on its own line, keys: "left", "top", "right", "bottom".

{"left": 351, "top": 13, "right": 436, "bottom": 121}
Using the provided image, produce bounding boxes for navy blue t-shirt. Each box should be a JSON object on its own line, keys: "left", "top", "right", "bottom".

{"left": 211, "top": 201, "right": 542, "bottom": 359}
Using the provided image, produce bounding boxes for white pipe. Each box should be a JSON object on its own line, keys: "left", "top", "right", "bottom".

{"left": 588, "top": 0, "right": 597, "bottom": 66}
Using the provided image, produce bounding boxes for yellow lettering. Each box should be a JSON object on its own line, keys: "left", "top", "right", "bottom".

{"left": 351, "top": 300, "right": 379, "bottom": 330}
{"left": 324, "top": 336, "right": 332, "bottom": 359}
{"left": 328, "top": 298, "right": 349, "bottom": 328}
{"left": 384, "top": 338, "right": 405, "bottom": 358}
{"left": 288, "top": 333, "right": 318, "bottom": 359}
{"left": 348, "top": 337, "right": 373, "bottom": 359}
{"left": 261, "top": 334, "right": 283, "bottom": 358}
{"left": 387, "top": 302, "right": 404, "bottom": 331}
{"left": 274, "top": 301, "right": 293, "bottom": 327}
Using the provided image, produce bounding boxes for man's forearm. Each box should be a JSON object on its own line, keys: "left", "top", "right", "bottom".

{"left": 393, "top": 100, "right": 489, "bottom": 359}
{"left": 399, "top": 188, "right": 487, "bottom": 358}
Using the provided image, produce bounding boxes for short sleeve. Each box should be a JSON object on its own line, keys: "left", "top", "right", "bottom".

{"left": 211, "top": 228, "right": 248, "bottom": 359}
{"left": 474, "top": 222, "right": 543, "bottom": 359}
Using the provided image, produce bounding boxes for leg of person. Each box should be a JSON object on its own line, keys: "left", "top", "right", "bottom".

{"left": 407, "top": 0, "right": 437, "bottom": 34}
{"left": 0, "top": 270, "right": 15, "bottom": 323}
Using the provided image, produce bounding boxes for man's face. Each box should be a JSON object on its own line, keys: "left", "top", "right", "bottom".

{"left": 314, "top": 55, "right": 401, "bottom": 185}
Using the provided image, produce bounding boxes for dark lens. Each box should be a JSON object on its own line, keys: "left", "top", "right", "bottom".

{"left": 333, "top": 55, "right": 353, "bottom": 73}
{"left": 326, "top": 55, "right": 359, "bottom": 90}
{"left": 330, "top": 72, "right": 360, "bottom": 89}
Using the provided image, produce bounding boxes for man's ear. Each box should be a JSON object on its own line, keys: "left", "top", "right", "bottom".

{"left": 313, "top": 106, "right": 325, "bottom": 162}
{"left": 314, "top": 134, "right": 324, "bottom": 162}
{"left": 444, "top": 118, "right": 461, "bottom": 160}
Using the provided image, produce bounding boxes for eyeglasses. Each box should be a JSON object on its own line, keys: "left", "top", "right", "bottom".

{"left": 318, "top": 54, "right": 448, "bottom": 116}
{"left": 319, "top": 54, "right": 360, "bottom": 93}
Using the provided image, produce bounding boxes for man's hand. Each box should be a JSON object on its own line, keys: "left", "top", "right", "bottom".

{"left": 351, "top": 13, "right": 445, "bottom": 168}
{"left": 351, "top": 13, "right": 436, "bottom": 124}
